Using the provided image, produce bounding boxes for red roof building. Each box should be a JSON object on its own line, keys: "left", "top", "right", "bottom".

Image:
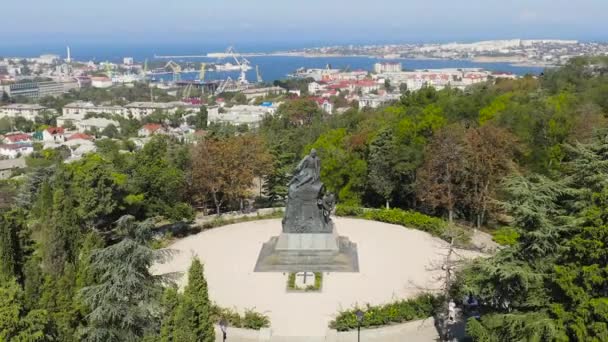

{"left": 3, "top": 133, "right": 32, "bottom": 144}
{"left": 138, "top": 123, "right": 165, "bottom": 137}
{"left": 67, "top": 133, "right": 93, "bottom": 141}
{"left": 46, "top": 127, "right": 65, "bottom": 135}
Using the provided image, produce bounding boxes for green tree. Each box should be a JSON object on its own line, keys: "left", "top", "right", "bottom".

{"left": 308, "top": 128, "right": 367, "bottom": 205}
{"left": 159, "top": 286, "right": 180, "bottom": 342}
{"left": 172, "top": 258, "right": 214, "bottom": 342}
{"left": 186, "top": 106, "right": 208, "bottom": 129}
{"left": 79, "top": 216, "right": 171, "bottom": 341}
{"left": 130, "top": 136, "right": 192, "bottom": 220}
{"left": 0, "top": 279, "right": 56, "bottom": 341}
{"left": 0, "top": 210, "right": 24, "bottom": 282}
{"left": 368, "top": 129, "right": 398, "bottom": 208}
{"left": 101, "top": 124, "right": 119, "bottom": 138}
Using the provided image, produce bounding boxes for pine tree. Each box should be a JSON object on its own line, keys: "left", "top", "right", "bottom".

{"left": 173, "top": 257, "right": 215, "bottom": 342}
{"left": 79, "top": 216, "right": 171, "bottom": 341}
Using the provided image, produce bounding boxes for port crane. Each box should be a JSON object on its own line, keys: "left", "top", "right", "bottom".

{"left": 165, "top": 60, "right": 182, "bottom": 82}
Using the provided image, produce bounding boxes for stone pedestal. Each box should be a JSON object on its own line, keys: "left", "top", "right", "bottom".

{"left": 275, "top": 232, "right": 339, "bottom": 251}
{"left": 254, "top": 231, "right": 359, "bottom": 273}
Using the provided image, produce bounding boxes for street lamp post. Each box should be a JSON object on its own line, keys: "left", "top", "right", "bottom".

{"left": 219, "top": 318, "right": 228, "bottom": 342}
{"left": 355, "top": 309, "right": 364, "bottom": 342}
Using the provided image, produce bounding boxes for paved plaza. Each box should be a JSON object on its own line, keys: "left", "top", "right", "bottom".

{"left": 154, "top": 217, "right": 481, "bottom": 337}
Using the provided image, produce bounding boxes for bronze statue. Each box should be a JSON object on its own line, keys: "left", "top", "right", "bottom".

{"left": 282, "top": 149, "right": 334, "bottom": 233}
{"left": 288, "top": 149, "right": 320, "bottom": 190}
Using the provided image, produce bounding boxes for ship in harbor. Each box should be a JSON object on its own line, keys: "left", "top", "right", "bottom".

{"left": 209, "top": 46, "right": 252, "bottom": 73}
{"left": 213, "top": 61, "right": 252, "bottom": 72}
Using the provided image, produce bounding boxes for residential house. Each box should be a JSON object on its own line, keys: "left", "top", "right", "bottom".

{"left": 0, "top": 158, "right": 26, "bottom": 179}
{"left": 312, "top": 97, "right": 334, "bottom": 114}
{"left": 42, "top": 127, "right": 66, "bottom": 143}
{"left": 0, "top": 143, "right": 33, "bottom": 159}
{"left": 3, "top": 133, "right": 32, "bottom": 144}
{"left": 138, "top": 123, "right": 166, "bottom": 137}
{"left": 67, "top": 133, "right": 94, "bottom": 141}
{"left": 308, "top": 82, "right": 326, "bottom": 94}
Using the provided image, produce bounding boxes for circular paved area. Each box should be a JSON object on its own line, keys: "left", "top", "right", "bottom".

{"left": 153, "top": 217, "right": 477, "bottom": 337}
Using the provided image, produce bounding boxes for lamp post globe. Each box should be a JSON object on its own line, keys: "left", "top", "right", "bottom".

{"left": 355, "top": 309, "right": 364, "bottom": 342}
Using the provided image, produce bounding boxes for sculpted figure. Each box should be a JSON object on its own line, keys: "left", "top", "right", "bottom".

{"left": 288, "top": 149, "right": 321, "bottom": 190}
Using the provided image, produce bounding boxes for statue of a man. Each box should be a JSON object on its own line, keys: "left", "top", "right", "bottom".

{"left": 288, "top": 149, "right": 321, "bottom": 189}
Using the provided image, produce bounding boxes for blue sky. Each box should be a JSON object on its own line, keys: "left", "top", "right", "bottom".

{"left": 2, "top": 0, "right": 608, "bottom": 46}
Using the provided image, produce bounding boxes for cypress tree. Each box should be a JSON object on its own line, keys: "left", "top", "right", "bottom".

{"left": 0, "top": 214, "right": 18, "bottom": 282}
{"left": 159, "top": 286, "right": 180, "bottom": 342}
{"left": 174, "top": 257, "right": 215, "bottom": 342}
{"left": 0, "top": 210, "right": 25, "bottom": 282}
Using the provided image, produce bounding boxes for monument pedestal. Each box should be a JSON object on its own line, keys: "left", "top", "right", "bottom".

{"left": 275, "top": 232, "right": 339, "bottom": 251}
{"left": 254, "top": 231, "right": 359, "bottom": 272}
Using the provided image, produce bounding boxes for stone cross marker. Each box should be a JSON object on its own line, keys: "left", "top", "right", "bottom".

{"left": 295, "top": 271, "right": 315, "bottom": 287}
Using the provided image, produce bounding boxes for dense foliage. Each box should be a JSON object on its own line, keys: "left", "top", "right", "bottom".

{"left": 336, "top": 205, "right": 452, "bottom": 240}
{"left": 329, "top": 294, "right": 440, "bottom": 331}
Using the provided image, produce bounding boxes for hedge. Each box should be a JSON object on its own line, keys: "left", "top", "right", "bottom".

{"left": 329, "top": 294, "right": 441, "bottom": 331}
{"left": 336, "top": 206, "right": 451, "bottom": 240}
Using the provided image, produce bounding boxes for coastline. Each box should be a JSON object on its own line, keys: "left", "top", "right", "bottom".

{"left": 236, "top": 51, "right": 554, "bottom": 70}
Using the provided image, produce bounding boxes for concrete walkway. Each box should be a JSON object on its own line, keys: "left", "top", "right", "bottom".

{"left": 154, "top": 218, "right": 482, "bottom": 338}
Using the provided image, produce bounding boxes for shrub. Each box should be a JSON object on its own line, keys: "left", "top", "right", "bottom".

{"left": 210, "top": 305, "right": 270, "bottom": 330}
{"left": 335, "top": 205, "right": 365, "bottom": 217}
{"left": 329, "top": 294, "right": 440, "bottom": 331}
{"left": 492, "top": 226, "right": 520, "bottom": 246}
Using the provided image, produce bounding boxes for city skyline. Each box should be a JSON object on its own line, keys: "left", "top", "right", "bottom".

{"left": 2, "top": 0, "right": 608, "bottom": 46}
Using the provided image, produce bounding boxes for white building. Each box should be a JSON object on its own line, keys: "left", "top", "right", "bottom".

{"left": 36, "top": 54, "right": 60, "bottom": 64}
{"left": 42, "top": 127, "right": 66, "bottom": 143}
{"left": 124, "top": 101, "right": 196, "bottom": 120}
{"left": 91, "top": 76, "right": 113, "bottom": 88}
{"left": 359, "top": 94, "right": 401, "bottom": 109}
{"left": 62, "top": 101, "right": 124, "bottom": 117}
{"left": 308, "top": 82, "right": 326, "bottom": 94}
{"left": 77, "top": 118, "right": 120, "bottom": 133}
{"left": 374, "top": 62, "right": 402, "bottom": 74}
{"left": 123, "top": 57, "right": 134, "bottom": 65}
{"left": 0, "top": 104, "right": 50, "bottom": 120}
{"left": 207, "top": 104, "right": 278, "bottom": 128}
{"left": 0, "top": 144, "right": 33, "bottom": 159}
{"left": 241, "top": 86, "right": 286, "bottom": 100}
